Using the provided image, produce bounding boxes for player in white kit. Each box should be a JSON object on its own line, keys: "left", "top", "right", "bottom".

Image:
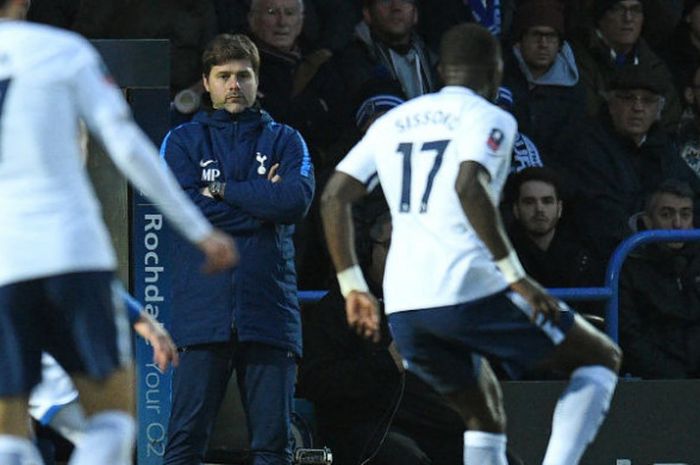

{"left": 321, "top": 24, "right": 622, "bottom": 465}
{"left": 0, "top": 1, "right": 237, "bottom": 464}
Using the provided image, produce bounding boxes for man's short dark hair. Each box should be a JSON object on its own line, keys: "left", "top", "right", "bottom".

{"left": 510, "top": 167, "right": 562, "bottom": 202}
{"left": 202, "top": 34, "right": 260, "bottom": 77}
{"left": 644, "top": 179, "right": 694, "bottom": 213}
{"left": 440, "top": 23, "right": 501, "bottom": 80}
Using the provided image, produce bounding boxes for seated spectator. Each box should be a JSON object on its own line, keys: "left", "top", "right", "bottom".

{"left": 572, "top": 0, "right": 681, "bottom": 130}
{"left": 508, "top": 167, "right": 604, "bottom": 288}
{"left": 503, "top": 0, "right": 586, "bottom": 158}
{"left": 247, "top": 0, "right": 345, "bottom": 167}
{"left": 620, "top": 179, "right": 700, "bottom": 379}
{"left": 336, "top": 0, "right": 438, "bottom": 105}
{"left": 564, "top": 64, "right": 699, "bottom": 260}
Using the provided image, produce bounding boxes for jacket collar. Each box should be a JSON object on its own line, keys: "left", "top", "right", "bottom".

{"left": 193, "top": 105, "right": 273, "bottom": 128}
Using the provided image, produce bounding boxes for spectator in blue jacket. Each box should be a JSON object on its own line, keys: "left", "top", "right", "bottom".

{"left": 160, "top": 33, "right": 315, "bottom": 465}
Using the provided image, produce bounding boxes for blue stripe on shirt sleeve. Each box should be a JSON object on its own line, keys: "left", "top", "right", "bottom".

{"left": 119, "top": 290, "right": 143, "bottom": 324}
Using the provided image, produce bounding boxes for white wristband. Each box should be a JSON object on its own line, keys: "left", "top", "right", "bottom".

{"left": 495, "top": 250, "right": 526, "bottom": 284}
{"left": 337, "top": 265, "right": 370, "bottom": 298}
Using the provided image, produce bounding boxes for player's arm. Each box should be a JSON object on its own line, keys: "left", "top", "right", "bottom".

{"left": 132, "top": 313, "right": 179, "bottom": 372}
{"left": 72, "top": 47, "right": 237, "bottom": 274}
{"left": 321, "top": 171, "right": 380, "bottom": 342}
{"left": 122, "top": 290, "right": 178, "bottom": 371}
{"left": 456, "top": 161, "right": 561, "bottom": 323}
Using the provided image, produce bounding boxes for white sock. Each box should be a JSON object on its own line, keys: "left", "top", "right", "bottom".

{"left": 464, "top": 431, "right": 507, "bottom": 465}
{"left": 67, "top": 411, "right": 135, "bottom": 465}
{"left": 48, "top": 401, "right": 88, "bottom": 445}
{"left": 542, "top": 365, "right": 618, "bottom": 465}
{"left": 0, "top": 435, "right": 44, "bottom": 465}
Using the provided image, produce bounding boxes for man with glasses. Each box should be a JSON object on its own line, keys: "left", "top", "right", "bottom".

{"left": 565, "top": 65, "right": 698, "bottom": 260}
{"left": 246, "top": 0, "right": 344, "bottom": 166}
{"left": 572, "top": 0, "right": 681, "bottom": 130}
{"left": 503, "top": 0, "right": 586, "bottom": 159}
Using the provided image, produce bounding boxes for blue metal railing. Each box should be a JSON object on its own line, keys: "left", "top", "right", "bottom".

{"left": 299, "top": 229, "right": 700, "bottom": 344}
{"left": 599, "top": 229, "right": 700, "bottom": 342}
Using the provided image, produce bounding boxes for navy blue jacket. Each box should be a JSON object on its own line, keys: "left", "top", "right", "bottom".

{"left": 161, "top": 107, "right": 314, "bottom": 356}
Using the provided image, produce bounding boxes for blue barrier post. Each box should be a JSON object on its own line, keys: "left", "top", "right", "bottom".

{"left": 603, "top": 229, "right": 700, "bottom": 343}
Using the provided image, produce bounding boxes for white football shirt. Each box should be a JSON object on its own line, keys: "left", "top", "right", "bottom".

{"left": 337, "top": 86, "right": 517, "bottom": 314}
{"left": 0, "top": 21, "right": 212, "bottom": 286}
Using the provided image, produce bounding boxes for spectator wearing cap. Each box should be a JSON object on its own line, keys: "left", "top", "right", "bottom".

{"left": 355, "top": 93, "right": 406, "bottom": 132}
{"left": 564, "top": 65, "right": 698, "bottom": 259}
{"left": 503, "top": 0, "right": 586, "bottom": 159}
{"left": 335, "top": 0, "right": 438, "bottom": 107}
{"left": 572, "top": 0, "right": 682, "bottom": 130}
{"left": 296, "top": 80, "right": 406, "bottom": 289}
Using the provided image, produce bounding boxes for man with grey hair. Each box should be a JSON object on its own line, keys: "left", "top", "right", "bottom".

{"left": 620, "top": 179, "right": 700, "bottom": 379}
{"left": 564, "top": 64, "right": 698, "bottom": 260}
{"left": 572, "top": 0, "right": 681, "bottom": 129}
{"left": 247, "top": 0, "right": 344, "bottom": 168}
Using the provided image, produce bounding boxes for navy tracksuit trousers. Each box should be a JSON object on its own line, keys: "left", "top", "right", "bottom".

{"left": 163, "top": 338, "right": 297, "bottom": 465}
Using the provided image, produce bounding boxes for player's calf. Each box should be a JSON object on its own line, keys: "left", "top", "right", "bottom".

{"left": 540, "top": 315, "right": 622, "bottom": 465}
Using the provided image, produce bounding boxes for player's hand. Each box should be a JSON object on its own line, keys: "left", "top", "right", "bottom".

{"left": 267, "top": 163, "right": 281, "bottom": 183}
{"left": 345, "top": 290, "right": 381, "bottom": 342}
{"left": 510, "top": 276, "right": 561, "bottom": 324}
{"left": 197, "top": 229, "right": 238, "bottom": 273}
{"left": 133, "top": 314, "right": 179, "bottom": 371}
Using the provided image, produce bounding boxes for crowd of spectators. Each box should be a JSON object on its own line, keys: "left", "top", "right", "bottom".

{"left": 25, "top": 3, "right": 700, "bottom": 461}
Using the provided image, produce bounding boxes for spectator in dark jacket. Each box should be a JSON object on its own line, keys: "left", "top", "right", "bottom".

{"left": 160, "top": 34, "right": 314, "bottom": 465}
{"left": 508, "top": 167, "right": 604, "bottom": 288}
{"left": 503, "top": 0, "right": 587, "bottom": 158}
{"left": 620, "top": 179, "right": 700, "bottom": 379}
{"left": 571, "top": 0, "right": 682, "bottom": 130}
{"left": 335, "top": 0, "right": 438, "bottom": 106}
{"left": 565, "top": 65, "right": 699, "bottom": 260}
{"left": 247, "top": 0, "right": 346, "bottom": 168}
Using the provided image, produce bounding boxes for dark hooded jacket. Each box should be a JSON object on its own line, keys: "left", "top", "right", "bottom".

{"left": 160, "top": 107, "right": 314, "bottom": 355}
